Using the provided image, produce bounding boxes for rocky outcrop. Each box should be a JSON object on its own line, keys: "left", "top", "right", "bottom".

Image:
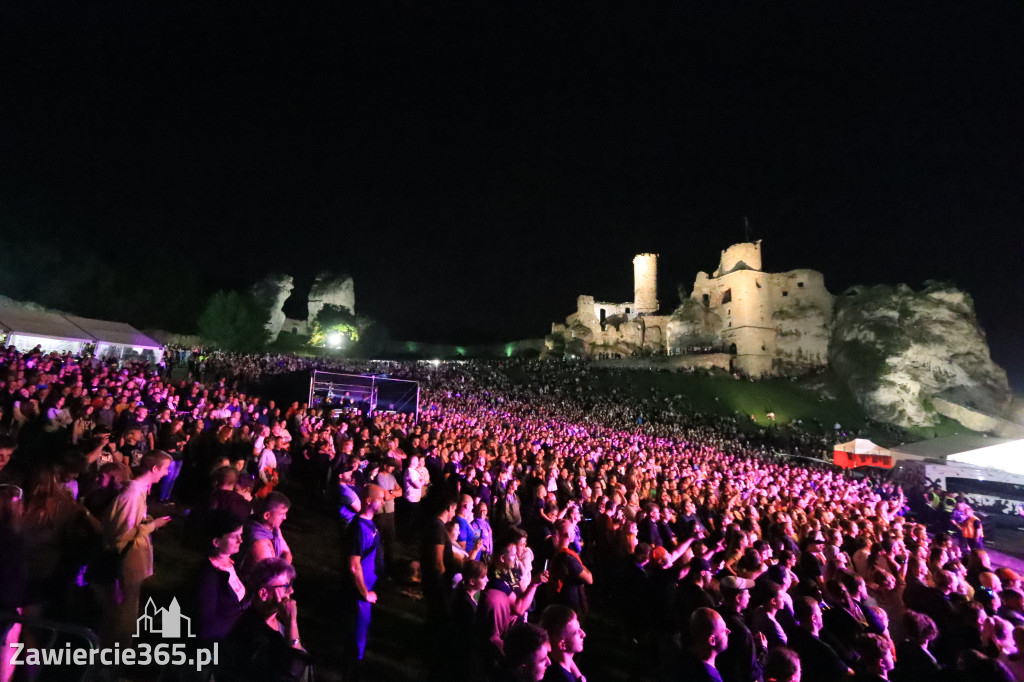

{"left": 830, "top": 283, "right": 1011, "bottom": 427}
{"left": 666, "top": 298, "right": 722, "bottom": 354}
{"left": 307, "top": 272, "right": 355, "bottom": 326}
{"left": 251, "top": 274, "right": 294, "bottom": 342}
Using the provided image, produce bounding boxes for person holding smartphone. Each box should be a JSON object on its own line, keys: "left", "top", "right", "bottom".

{"left": 98, "top": 450, "right": 173, "bottom": 646}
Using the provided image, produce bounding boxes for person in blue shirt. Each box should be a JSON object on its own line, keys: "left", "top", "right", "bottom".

{"left": 341, "top": 483, "right": 384, "bottom": 680}
{"left": 472, "top": 500, "right": 495, "bottom": 561}
{"left": 456, "top": 493, "right": 481, "bottom": 553}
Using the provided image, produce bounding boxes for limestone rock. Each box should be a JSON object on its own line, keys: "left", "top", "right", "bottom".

{"left": 251, "top": 274, "right": 294, "bottom": 342}
{"left": 307, "top": 272, "right": 355, "bottom": 326}
{"left": 666, "top": 298, "right": 722, "bottom": 354}
{"left": 830, "top": 283, "right": 1011, "bottom": 427}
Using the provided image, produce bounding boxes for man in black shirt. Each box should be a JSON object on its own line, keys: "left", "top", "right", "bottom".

{"left": 716, "top": 576, "right": 764, "bottom": 682}
{"left": 788, "top": 596, "right": 852, "bottom": 682}
{"left": 676, "top": 558, "right": 716, "bottom": 647}
{"left": 223, "top": 557, "right": 309, "bottom": 682}
{"left": 420, "top": 495, "right": 458, "bottom": 678}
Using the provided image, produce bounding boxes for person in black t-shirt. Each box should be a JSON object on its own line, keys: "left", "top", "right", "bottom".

{"left": 540, "top": 604, "right": 587, "bottom": 682}
{"left": 223, "top": 557, "right": 309, "bottom": 682}
{"left": 421, "top": 496, "right": 458, "bottom": 607}
{"left": 420, "top": 496, "right": 458, "bottom": 678}
{"left": 788, "top": 596, "right": 852, "bottom": 682}
{"left": 716, "top": 575, "right": 765, "bottom": 682}
{"left": 548, "top": 519, "right": 592, "bottom": 615}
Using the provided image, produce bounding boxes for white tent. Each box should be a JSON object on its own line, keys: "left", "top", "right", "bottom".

{"left": 890, "top": 434, "right": 1024, "bottom": 478}
{"left": 946, "top": 439, "right": 1024, "bottom": 477}
{"left": 65, "top": 315, "right": 162, "bottom": 349}
{"left": 64, "top": 315, "right": 164, "bottom": 363}
{"left": 0, "top": 306, "right": 164, "bottom": 363}
{"left": 0, "top": 307, "right": 94, "bottom": 353}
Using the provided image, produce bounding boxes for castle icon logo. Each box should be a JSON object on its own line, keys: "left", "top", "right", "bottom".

{"left": 134, "top": 597, "right": 195, "bottom": 639}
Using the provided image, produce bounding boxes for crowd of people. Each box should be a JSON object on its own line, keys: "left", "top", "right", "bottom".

{"left": 0, "top": 344, "right": 1021, "bottom": 682}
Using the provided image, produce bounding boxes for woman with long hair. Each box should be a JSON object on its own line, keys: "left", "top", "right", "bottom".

{"left": 71, "top": 403, "right": 96, "bottom": 445}
{"left": 43, "top": 393, "right": 73, "bottom": 434}
{"left": 0, "top": 484, "right": 27, "bottom": 682}
{"left": 20, "top": 465, "right": 99, "bottom": 618}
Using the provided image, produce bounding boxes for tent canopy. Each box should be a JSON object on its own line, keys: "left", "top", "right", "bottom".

{"left": 945, "top": 439, "right": 1024, "bottom": 477}
{"left": 0, "top": 306, "right": 163, "bottom": 354}
{"left": 65, "top": 315, "right": 162, "bottom": 349}
{"left": 0, "top": 307, "right": 94, "bottom": 344}
{"left": 888, "top": 434, "right": 1024, "bottom": 479}
{"left": 890, "top": 434, "right": 1013, "bottom": 461}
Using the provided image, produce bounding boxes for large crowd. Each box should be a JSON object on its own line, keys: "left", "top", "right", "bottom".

{"left": 0, "top": 345, "right": 1022, "bottom": 682}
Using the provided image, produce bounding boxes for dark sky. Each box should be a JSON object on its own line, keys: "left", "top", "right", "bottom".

{"left": 2, "top": 1, "right": 1022, "bottom": 388}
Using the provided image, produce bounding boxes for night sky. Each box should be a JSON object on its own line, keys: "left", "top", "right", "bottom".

{"left": 2, "top": 2, "right": 1022, "bottom": 388}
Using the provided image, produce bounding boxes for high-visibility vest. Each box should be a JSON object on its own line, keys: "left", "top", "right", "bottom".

{"left": 927, "top": 492, "right": 941, "bottom": 509}
{"left": 961, "top": 518, "right": 977, "bottom": 539}
{"left": 943, "top": 495, "right": 956, "bottom": 513}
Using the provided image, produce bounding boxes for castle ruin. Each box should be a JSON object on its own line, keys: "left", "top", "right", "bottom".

{"left": 546, "top": 241, "right": 833, "bottom": 378}
{"left": 548, "top": 253, "right": 672, "bottom": 359}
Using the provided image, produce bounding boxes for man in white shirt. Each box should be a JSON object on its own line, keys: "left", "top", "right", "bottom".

{"left": 401, "top": 454, "right": 426, "bottom": 533}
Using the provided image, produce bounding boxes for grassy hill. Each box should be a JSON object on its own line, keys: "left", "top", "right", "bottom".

{"left": 588, "top": 367, "right": 976, "bottom": 447}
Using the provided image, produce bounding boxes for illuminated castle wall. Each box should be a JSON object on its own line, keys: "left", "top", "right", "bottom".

{"left": 690, "top": 241, "right": 832, "bottom": 377}
{"left": 547, "top": 242, "right": 833, "bottom": 377}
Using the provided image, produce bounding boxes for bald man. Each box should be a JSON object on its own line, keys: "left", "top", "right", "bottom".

{"left": 670, "top": 607, "right": 730, "bottom": 682}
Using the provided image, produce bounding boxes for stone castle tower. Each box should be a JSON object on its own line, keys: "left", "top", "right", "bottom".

{"left": 690, "top": 240, "right": 832, "bottom": 377}
{"left": 632, "top": 253, "right": 659, "bottom": 315}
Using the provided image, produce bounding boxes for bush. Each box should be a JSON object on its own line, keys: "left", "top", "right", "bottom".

{"left": 197, "top": 290, "right": 270, "bottom": 352}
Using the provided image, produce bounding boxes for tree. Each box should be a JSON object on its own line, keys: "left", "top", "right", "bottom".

{"left": 197, "top": 290, "right": 270, "bottom": 352}
{"left": 309, "top": 303, "right": 361, "bottom": 348}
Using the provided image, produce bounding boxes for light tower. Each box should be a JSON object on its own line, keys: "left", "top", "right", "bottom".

{"left": 633, "top": 253, "right": 659, "bottom": 314}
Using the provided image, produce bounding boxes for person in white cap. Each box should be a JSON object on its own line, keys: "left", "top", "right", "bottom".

{"left": 716, "top": 575, "right": 766, "bottom": 682}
